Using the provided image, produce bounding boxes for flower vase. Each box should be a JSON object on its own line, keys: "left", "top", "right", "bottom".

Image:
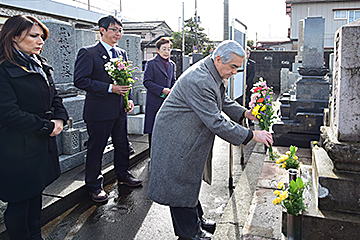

{"left": 264, "top": 144, "right": 268, "bottom": 154}
{"left": 287, "top": 213, "right": 301, "bottom": 240}
{"left": 288, "top": 169, "right": 299, "bottom": 183}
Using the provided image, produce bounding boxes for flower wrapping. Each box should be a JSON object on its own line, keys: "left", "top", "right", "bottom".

{"left": 249, "top": 77, "right": 276, "bottom": 160}
{"left": 104, "top": 56, "right": 138, "bottom": 112}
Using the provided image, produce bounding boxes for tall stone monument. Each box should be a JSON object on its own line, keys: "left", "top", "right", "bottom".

{"left": 273, "top": 16, "right": 330, "bottom": 147}
{"left": 41, "top": 20, "right": 96, "bottom": 172}
{"left": 295, "top": 19, "right": 360, "bottom": 239}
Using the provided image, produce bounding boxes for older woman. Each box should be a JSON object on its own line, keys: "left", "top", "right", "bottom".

{"left": 0, "top": 15, "right": 68, "bottom": 239}
{"left": 143, "top": 37, "right": 176, "bottom": 150}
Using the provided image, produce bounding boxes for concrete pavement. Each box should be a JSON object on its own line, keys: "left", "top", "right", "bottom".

{"left": 0, "top": 127, "right": 313, "bottom": 239}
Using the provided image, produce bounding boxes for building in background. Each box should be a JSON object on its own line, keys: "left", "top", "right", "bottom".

{"left": 286, "top": 0, "right": 360, "bottom": 48}
{"left": 122, "top": 21, "right": 173, "bottom": 60}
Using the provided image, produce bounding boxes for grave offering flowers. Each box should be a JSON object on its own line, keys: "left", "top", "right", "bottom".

{"left": 273, "top": 177, "right": 309, "bottom": 216}
{"left": 105, "top": 56, "right": 138, "bottom": 112}
{"left": 275, "top": 145, "right": 300, "bottom": 170}
{"left": 249, "top": 77, "right": 276, "bottom": 160}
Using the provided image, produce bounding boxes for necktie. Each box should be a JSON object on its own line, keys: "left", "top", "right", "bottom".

{"left": 110, "top": 48, "right": 117, "bottom": 58}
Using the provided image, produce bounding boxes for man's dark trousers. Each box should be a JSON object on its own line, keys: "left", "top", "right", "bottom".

{"left": 85, "top": 114, "right": 130, "bottom": 192}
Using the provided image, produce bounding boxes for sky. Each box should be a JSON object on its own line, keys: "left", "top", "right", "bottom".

{"left": 54, "top": 0, "right": 290, "bottom": 42}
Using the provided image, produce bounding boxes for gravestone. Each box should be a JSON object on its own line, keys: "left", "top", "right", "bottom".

{"left": 75, "top": 29, "right": 96, "bottom": 54}
{"left": 280, "top": 19, "right": 303, "bottom": 95}
{"left": 297, "top": 19, "right": 360, "bottom": 238}
{"left": 41, "top": 20, "right": 93, "bottom": 173}
{"left": 42, "top": 20, "right": 77, "bottom": 97}
{"left": 297, "top": 19, "right": 304, "bottom": 63}
{"left": 118, "top": 34, "right": 146, "bottom": 134}
{"left": 273, "top": 16, "right": 330, "bottom": 147}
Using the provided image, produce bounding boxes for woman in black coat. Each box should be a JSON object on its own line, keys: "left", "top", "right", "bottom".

{"left": 143, "top": 37, "right": 176, "bottom": 150}
{"left": 0, "top": 15, "right": 68, "bottom": 240}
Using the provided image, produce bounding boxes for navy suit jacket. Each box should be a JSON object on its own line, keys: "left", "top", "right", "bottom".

{"left": 246, "top": 59, "right": 256, "bottom": 89}
{"left": 143, "top": 55, "right": 176, "bottom": 134}
{"left": 74, "top": 42, "right": 131, "bottom": 122}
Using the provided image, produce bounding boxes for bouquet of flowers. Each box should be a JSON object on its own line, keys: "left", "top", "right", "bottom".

{"left": 249, "top": 77, "right": 276, "bottom": 160}
{"left": 273, "top": 177, "right": 309, "bottom": 216}
{"left": 275, "top": 145, "right": 300, "bottom": 170}
{"left": 105, "top": 56, "right": 138, "bottom": 112}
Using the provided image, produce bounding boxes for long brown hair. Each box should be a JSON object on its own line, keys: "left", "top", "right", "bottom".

{"left": 0, "top": 15, "right": 49, "bottom": 65}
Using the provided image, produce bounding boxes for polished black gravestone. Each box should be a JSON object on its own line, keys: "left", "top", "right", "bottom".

{"left": 273, "top": 16, "right": 330, "bottom": 148}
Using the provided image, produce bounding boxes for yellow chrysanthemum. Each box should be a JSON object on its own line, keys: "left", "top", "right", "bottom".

{"left": 276, "top": 159, "right": 281, "bottom": 164}
{"left": 252, "top": 105, "right": 260, "bottom": 116}
{"left": 280, "top": 191, "right": 288, "bottom": 201}
{"left": 279, "top": 156, "right": 286, "bottom": 162}
{"left": 286, "top": 151, "right": 291, "bottom": 155}
{"left": 276, "top": 197, "right": 282, "bottom": 204}
{"left": 272, "top": 198, "right": 278, "bottom": 205}
{"left": 278, "top": 182, "right": 284, "bottom": 189}
{"left": 294, "top": 156, "right": 298, "bottom": 160}
{"left": 261, "top": 105, "right": 266, "bottom": 111}
{"left": 282, "top": 162, "right": 286, "bottom": 168}
{"left": 274, "top": 190, "right": 280, "bottom": 196}
{"left": 260, "top": 119, "right": 263, "bottom": 122}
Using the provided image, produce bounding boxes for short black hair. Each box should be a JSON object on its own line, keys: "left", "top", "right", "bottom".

{"left": 98, "top": 15, "right": 122, "bottom": 30}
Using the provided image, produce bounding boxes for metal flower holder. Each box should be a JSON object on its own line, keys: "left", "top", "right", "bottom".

{"left": 287, "top": 168, "right": 301, "bottom": 240}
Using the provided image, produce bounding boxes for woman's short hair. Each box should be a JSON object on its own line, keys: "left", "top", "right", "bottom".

{"left": 156, "top": 37, "right": 173, "bottom": 49}
{"left": 0, "top": 15, "right": 49, "bottom": 65}
{"left": 212, "top": 40, "right": 246, "bottom": 64}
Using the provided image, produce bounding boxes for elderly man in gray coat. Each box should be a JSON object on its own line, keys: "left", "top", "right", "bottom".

{"left": 147, "top": 40, "right": 273, "bottom": 240}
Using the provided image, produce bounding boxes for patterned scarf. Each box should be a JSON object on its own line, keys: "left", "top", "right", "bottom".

{"left": 14, "top": 48, "right": 49, "bottom": 86}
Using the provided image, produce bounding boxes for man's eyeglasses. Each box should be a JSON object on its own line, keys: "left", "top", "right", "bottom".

{"left": 108, "top": 28, "right": 123, "bottom": 34}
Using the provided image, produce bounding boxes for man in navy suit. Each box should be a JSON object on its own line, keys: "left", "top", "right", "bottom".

{"left": 235, "top": 46, "right": 256, "bottom": 109}
{"left": 74, "top": 15, "right": 142, "bottom": 203}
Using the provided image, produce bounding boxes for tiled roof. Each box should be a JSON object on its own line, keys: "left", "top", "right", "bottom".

{"left": 123, "top": 21, "right": 172, "bottom": 31}
{"left": 0, "top": 6, "right": 56, "bottom": 21}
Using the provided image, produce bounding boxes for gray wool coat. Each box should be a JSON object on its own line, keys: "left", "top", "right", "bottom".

{"left": 147, "top": 56, "right": 252, "bottom": 208}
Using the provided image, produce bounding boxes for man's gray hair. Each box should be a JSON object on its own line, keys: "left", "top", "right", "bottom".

{"left": 212, "top": 40, "right": 246, "bottom": 64}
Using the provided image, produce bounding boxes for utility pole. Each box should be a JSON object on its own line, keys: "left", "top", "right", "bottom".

{"left": 182, "top": 2, "right": 185, "bottom": 54}
{"left": 194, "top": 0, "right": 198, "bottom": 50}
{"left": 88, "top": 0, "right": 90, "bottom": 10}
{"left": 223, "top": 0, "right": 229, "bottom": 40}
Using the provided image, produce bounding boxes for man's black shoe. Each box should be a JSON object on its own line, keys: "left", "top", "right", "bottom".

{"left": 89, "top": 189, "right": 108, "bottom": 203}
{"left": 201, "top": 218, "right": 216, "bottom": 234}
{"left": 118, "top": 174, "right": 142, "bottom": 187}
{"left": 178, "top": 229, "right": 212, "bottom": 240}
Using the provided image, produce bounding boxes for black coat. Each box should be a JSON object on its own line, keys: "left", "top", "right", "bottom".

{"left": 0, "top": 55, "right": 68, "bottom": 202}
{"left": 143, "top": 55, "right": 176, "bottom": 134}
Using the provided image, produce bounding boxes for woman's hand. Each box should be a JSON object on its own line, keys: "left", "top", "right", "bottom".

{"left": 162, "top": 88, "right": 171, "bottom": 95}
{"left": 50, "top": 119, "right": 64, "bottom": 137}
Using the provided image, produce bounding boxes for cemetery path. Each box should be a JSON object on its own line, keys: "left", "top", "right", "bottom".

{"left": 37, "top": 136, "right": 256, "bottom": 240}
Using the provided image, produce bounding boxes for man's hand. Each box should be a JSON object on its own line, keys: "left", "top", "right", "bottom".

{"left": 252, "top": 130, "right": 273, "bottom": 147}
{"left": 112, "top": 85, "right": 131, "bottom": 96}
{"left": 50, "top": 119, "right": 64, "bottom": 137}
{"left": 244, "top": 109, "right": 257, "bottom": 121}
{"left": 125, "top": 100, "right": 134, "bottom": 113}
